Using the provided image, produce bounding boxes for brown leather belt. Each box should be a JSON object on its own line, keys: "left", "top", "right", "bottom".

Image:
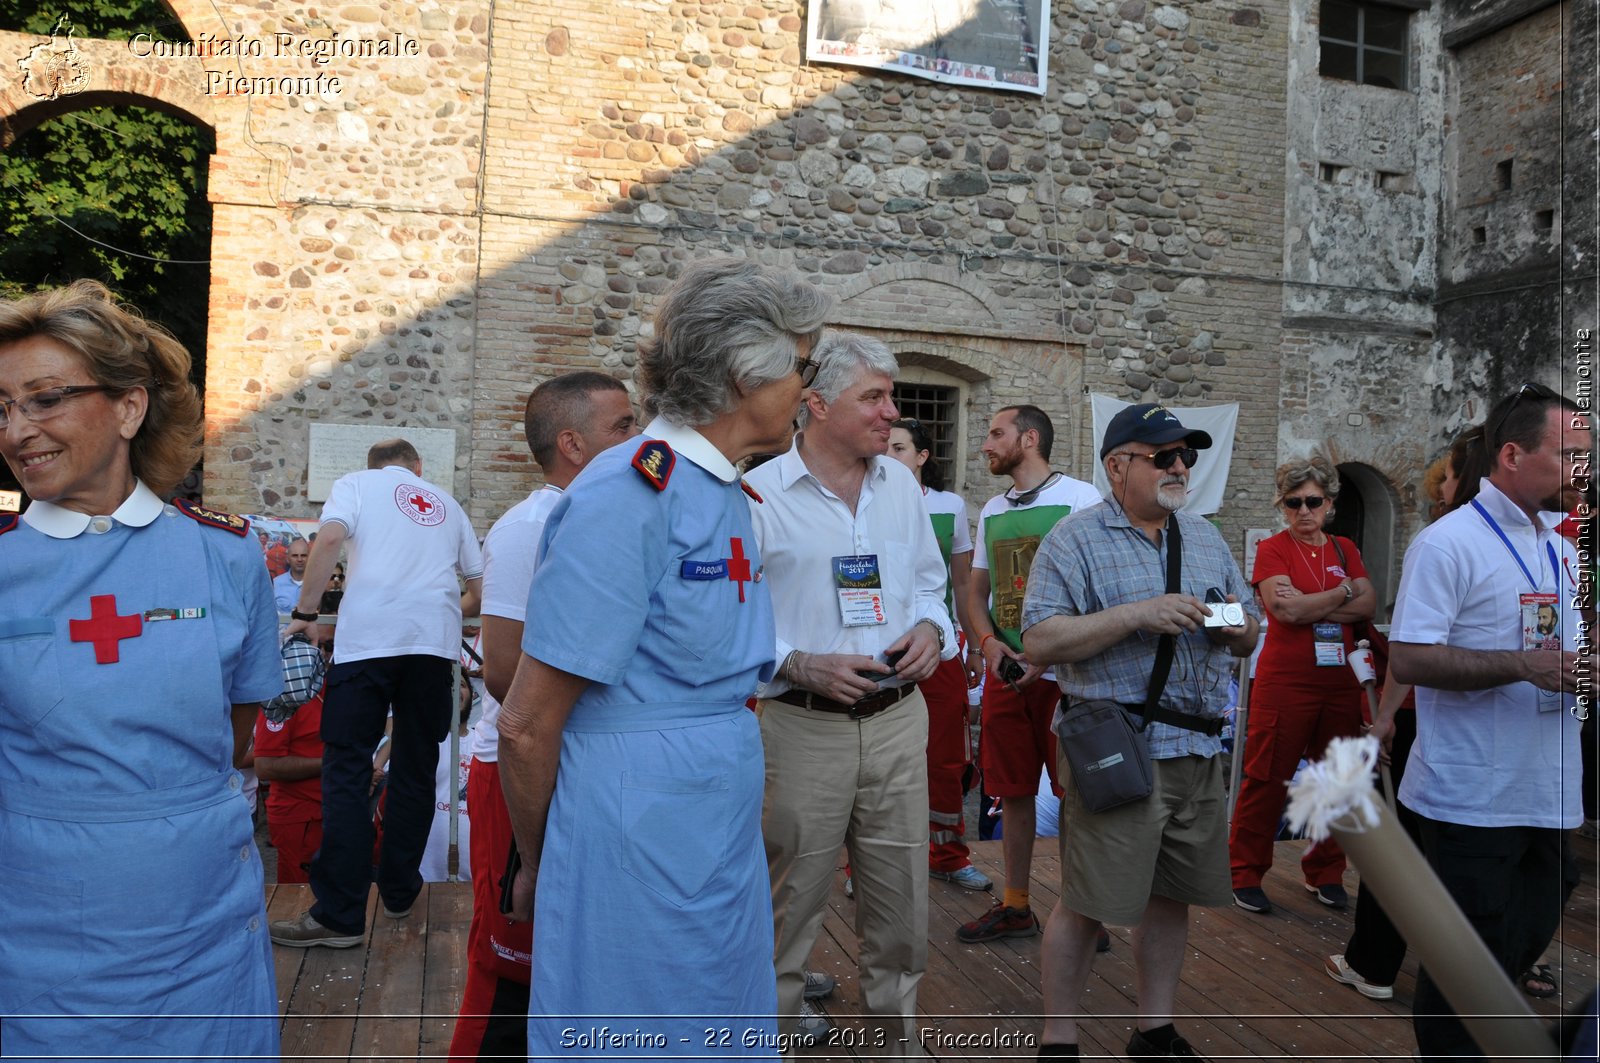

{"left": 773, "top": 684, "right": 913, "bottom": 720}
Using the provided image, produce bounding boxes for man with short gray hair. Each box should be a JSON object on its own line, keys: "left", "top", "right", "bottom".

{"left": 747, "top": 331, "right": 957, "bottom": 1051}
{"left": 272, "top": 438, "right": 483, "bottom": 949}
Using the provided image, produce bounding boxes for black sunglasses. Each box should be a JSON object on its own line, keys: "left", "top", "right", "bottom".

{"left": 1487, "top": 382, "right": 1561, "bottom": 452}
{"left": 1283, "top": 495, "right": 1327, "bottom": 511}
{"left": 1124, "top": 446, "right": 1198, "bottom": 471}
{"left": 794, "top": 354, "right": 820, "bottom": 388}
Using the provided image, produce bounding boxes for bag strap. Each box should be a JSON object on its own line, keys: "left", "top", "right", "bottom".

{"left": 1138, "top": 514, "right": 1182, "bottom": 723}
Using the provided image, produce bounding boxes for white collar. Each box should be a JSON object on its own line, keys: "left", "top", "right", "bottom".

{"left": 643, "top": 416, "right": 738, "bottom": 484}
{"left": 774, "top": 436, "right": 888, "bottom": 491}
{"left": 23, "top": 480, "right": 165, "bottom": 539}
{"left": 1472, "top": 477, "right": 1565, "bottom": 533}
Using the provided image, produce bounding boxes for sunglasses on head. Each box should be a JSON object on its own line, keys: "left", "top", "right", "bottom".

{"left": 1124, "top": 446, "right": 1197, "bottom": 471}
{"left": 1487, "top": 381, "right": 1561, "bottom": 452}
{"left": 1283, "top": 495, "right": 1327, "bottom": 511}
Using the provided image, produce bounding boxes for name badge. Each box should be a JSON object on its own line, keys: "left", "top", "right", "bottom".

{"left": 833, "top": 554, "right": 888, "bottom": 627}
{"left": 1521, "top": 591, "right": 1564, "bottom": 710}
{"left": 1312, "top": 622, "right": 1345, "bottom": 667}
{"left": 681, "top": 559, "right": 728, "bottom": 580}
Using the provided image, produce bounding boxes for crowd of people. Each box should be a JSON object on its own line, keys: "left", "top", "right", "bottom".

{"left": 0, "top": 269, "right": 1591, "bottom": 1063}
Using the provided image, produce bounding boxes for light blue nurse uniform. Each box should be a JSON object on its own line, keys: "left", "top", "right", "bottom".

{"left": 0, "top": 496, "right": 282, "bottom": 1060}
{"left": 522, "top": 436, "right": 779, "bottom": 1061}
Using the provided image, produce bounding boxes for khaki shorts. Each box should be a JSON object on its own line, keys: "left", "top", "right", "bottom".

{"left": 1056, "top": 748, "right": 1232, "bottom": 926}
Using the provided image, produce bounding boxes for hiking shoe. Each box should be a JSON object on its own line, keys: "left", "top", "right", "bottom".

{"left": 1306, "top": 882, "right": 1349, "bottom": 909}
{"left": 956, "top": 902, "right": 1038, "bottom": 943}
{"left": 1325, "top": 954, "right": 1394, "bottom": 1000}
{"left": 795, "top": 1001, "right": 833, "bottom": 1044}
{"left": 1232, "top": 886, "right": 1272, "bottom": 914}
{"left": 1127, "top": 1028, "right": 1204, "bottom": 1061}
{"left": 930, "top": 864, "right": 994, "bottom": 891}
{"left": 802, "top": 969, "right": 836, "bottom": 1001}
{"left": 269, "top": 910, "right": 363, "bottom": 949}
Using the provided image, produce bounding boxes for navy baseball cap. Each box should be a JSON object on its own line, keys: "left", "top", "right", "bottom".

{"left": 1099, "top": 403, "right": 1214, "bottom": 458}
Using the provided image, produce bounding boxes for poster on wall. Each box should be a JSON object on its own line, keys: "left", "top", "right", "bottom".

{"left": 806, "top": 0, "right": 1051, "bottom": 96}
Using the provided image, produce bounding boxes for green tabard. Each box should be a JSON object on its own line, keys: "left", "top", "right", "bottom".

{"left": 982, "top": 504, "right": 1073, "bottom": 652}
{"left": 929, "top": 510, "right": 956, "bottom": 619}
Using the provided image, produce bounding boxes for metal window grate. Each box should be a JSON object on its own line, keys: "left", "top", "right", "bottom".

{"left": 893, "top": 383, "right": 960, "bottom": 475}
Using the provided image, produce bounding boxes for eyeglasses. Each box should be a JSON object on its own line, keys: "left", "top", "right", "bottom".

{"left": 1487, "top": 381, "right": 1561, "bottom": 452}
{"left": 1283, "top": 495, "right": 1327, "bottom": 511}
{"left": 794, "top": 354, "right": 820, "bottom": 388}
{"left": 0, "top": 384, "right": 116, "bottom": 428}
{"left": 1121, "top": 446, "right": 1197, "bottom": 471}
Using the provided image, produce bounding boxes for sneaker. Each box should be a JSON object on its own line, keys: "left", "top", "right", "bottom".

{"left": 795, "top": 1001, "right": 833, "bottom": 1044}
{"left": 843, "top": 874, "right": 853, "bottom": 899}
{"left": 1324, "top": 953, "right": 1394, "bottom": 1000}
{"left": 1306, "top": 882, "right": 1349, "bottom": 909}
{"left": 269, "top": 910, "right": 364, "bottom": 949}
{"left": 1127, "top": 1028, "right": 1203, "bottom": 1061}
{"left": 1232, "top": 886, "right": 1272, "bottom": 914}
{"left": 802, "top": 969, "right": 836, "bottom": 1001}
{"left": 956, "top": 902, "right": 1039, "bottom": 943}
{"left": 930, "top": 864, "right": 994, "bottom": 891}
{"left": 381, "top": 901, "right": 412, "bottom": 919}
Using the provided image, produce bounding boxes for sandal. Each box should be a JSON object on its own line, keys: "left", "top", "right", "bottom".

{"left": 1519, "top": 963, "right": 1558, "bottom": 999}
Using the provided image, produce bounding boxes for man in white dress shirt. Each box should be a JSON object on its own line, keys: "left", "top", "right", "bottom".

{"left": 746, "top": 331, "right": 956, "bottom": 1053}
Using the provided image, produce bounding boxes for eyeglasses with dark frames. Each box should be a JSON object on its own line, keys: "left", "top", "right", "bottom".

{"left": 794, "top": 354, "right": 820, "bottom": 388}
{"left": 1487, "top": 382, "right": 1561, "bottom": 452}
{"left": 1283, "top": 495, "right": 1327, "bottom": 511}
{"left": 1120, "top": 446, "right": 1198, "bottom": 471}
{"left": 0, "top": 384, "right": 119, "bottom": 428}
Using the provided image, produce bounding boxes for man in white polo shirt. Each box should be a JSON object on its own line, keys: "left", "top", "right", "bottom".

{"left": 447, "top": 371, "right": 637, "bottom": 1059}
{"left": 1390, "top": 383, "right": 1589, "bottom": 1060}
{"left": 272, "top": 438, "right": 483, "bottom": 948}
{"left": 272, "top": 537, "right": 310, "bottom": 618}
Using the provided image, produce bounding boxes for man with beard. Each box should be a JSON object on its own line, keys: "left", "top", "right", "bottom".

{"left": 1389, "top": 383, "right": 1588, "bottom": 1060}
{"left": 1022, "top": 403, "right": 1258, "bottom": 1062}
{"left": 958, "top": 405, "right": 1100, "bottom": 943}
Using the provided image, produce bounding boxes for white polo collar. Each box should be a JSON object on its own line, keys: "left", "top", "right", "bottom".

{"left": 643, "top": 416, "right": 738, "bottom": 485}
{"left": 774, "top": 436, "right": 889, "bottom": 492}
{"left": 23, "top": 480, "right": 166, "bottom": 539}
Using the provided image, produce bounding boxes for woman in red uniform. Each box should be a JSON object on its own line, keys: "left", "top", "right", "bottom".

{"left": 1228, "top": 456, "right": 1376, "bottom": 914}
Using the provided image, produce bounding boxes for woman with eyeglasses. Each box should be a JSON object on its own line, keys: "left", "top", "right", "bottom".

{"left": 0, "top": 281, "right": 281, "bottom": 1056}
{"left": 1227, "top": 455, "right": 1376, "bottom": 916}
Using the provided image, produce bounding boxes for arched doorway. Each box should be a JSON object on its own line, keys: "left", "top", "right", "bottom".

{"left": 1327, "top": 462, "right": 1399, "bottom": 622}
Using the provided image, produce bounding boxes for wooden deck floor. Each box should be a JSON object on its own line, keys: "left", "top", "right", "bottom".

{"left": 269, "top": 835, "right": 1597, "bottom": 1061}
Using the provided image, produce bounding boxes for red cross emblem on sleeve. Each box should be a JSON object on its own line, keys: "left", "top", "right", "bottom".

{"left": 727, "top": 537, "right": 751, "bottom": 603}
{"left": 69, "top": 594, "right": 143, "bottom": 664}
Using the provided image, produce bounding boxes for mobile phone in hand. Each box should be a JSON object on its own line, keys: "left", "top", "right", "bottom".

{"left": 859, "top": 647, "right": 907, "bottom": 683}
{"left": 997, "top": 655, "right": 1025, "bottom": 684}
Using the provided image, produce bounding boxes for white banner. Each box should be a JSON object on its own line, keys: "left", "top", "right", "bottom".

{"left": 807, "top": 0, "right": 1050, "bottom": 96}
{"left": 1088, "top": 395, "right": 1241, "bottom": 516}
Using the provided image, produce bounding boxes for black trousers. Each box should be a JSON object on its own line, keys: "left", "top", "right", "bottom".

{"left": 309, "top": 654, "right": 453, "bottom": 935}
{"left": 1412, "top": 815, "right": 1571, "bottom": 1061}
{"left": 1341, "top": 711, "right": 1421, "bottom": 985}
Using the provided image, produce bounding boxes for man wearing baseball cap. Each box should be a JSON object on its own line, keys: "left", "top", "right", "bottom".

{"left": 1020, "top": 403, "right": 1259, "bottom": 1061}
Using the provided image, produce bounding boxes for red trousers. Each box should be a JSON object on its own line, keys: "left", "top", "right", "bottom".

{"left": 921, "top": 655, "right": 973, "bottom": 872}
{"left": 268, "top": 817, "right": 321, "bottom": 884}
{"left": 1228, "top": 675, "right": 1364, "bottom": 889}
{"left": 447, "top": 758, "right": 532, "bottom": 1062}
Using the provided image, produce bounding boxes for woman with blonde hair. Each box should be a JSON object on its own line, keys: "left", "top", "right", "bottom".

{"left": 0, "top": 281, "right": 281, "bottom": 1056}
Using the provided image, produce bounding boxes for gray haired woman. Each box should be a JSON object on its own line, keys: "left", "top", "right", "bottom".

{"left": 1227, "top": 455, "right": 1376, "bottom": 915}
{"left": 498, "top": 257, "right": 831, "bottom": 1058}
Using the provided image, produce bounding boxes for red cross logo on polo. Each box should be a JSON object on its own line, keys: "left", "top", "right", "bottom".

{"left": 395, "top": 483, "right": 446, "bottom": 526}
{"left": 70, "top": 594, "right": 143, "bottom": 664}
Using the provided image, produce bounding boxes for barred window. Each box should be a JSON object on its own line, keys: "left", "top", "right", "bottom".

{"left": 892, "top": 382, "right": 961, "bottom": 481}
{"left": 1320, "top": 0, "right": 1409, "bottom": 90}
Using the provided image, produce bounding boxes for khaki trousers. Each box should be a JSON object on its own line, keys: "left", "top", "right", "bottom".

{"left": 760, "top": 689, "right": 929, "bottom": 1053}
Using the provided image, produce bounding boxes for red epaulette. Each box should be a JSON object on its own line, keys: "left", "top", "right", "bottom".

{"left": 0, "top": 514, "right": 17, "bottom": 537}
{"left": 174, "top": 498, "right": 251, "bottom": 536}
{"left": 631, "top": 440, "right": 675, "bottom": 492}
{"left": 741, "top": 481, "right": 764, "bottom": 504}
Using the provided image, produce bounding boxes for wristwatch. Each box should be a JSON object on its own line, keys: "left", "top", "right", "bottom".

{"left": 291, "top": 608, "right": 320, "bottom": 622}
{"left": 917, "top": 617, "right": 946, "bottom": 652}
{"left": 1341, "top": 581, "right": 1355, "bottom": 602}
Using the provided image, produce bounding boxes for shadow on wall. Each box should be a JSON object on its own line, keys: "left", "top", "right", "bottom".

{"left": 2, "top": 0, "right": 1275, "bottom": 528}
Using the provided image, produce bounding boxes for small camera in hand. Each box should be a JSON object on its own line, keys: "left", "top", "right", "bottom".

{"left": 997, "top": 655, "right": 1026, "bottom": 684}
{"left": 1203, "top": 587, "right": 1246, "bottom": 628}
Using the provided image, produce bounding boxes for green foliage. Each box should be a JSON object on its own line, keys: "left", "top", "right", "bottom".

{"left": 0, "top": 1, "right": 211, "bottom": 372}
